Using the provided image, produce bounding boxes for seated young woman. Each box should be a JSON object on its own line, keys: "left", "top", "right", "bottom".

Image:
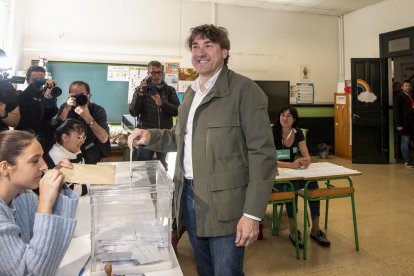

{"left": 45, "top": 118, "right": 88, "bottom": 196}
{"left": 0, "top": 130, "right": 78, "bottom": 275}
{"left": 273, "top": 105, "right": 330, "bottom": 248}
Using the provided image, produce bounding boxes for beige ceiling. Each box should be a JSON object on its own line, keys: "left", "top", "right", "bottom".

{"left": 187, "top": 0, "right": 385, "bottom": 16}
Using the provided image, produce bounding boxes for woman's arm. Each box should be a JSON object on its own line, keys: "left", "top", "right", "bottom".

{"left": 0, "top": 191, "right": 77, "bottom": 275}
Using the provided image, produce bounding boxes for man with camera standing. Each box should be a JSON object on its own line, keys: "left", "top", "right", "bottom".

{"left": 58, "top": 81, "right": 110, "bottom": 164}
{"left": 0, "top": 81, "right": 20, "bottom": 131}
{"left": 129, "top": 60, "right": 180, "bottom": 169}
{"left": 15, "top": 65, "right": 61, "bottom": 151}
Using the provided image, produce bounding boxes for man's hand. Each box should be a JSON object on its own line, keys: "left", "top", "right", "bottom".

{"left": 74, "top": 104, "right": 94, "bottom": 123}
{"left": 397, "top": 126, "right": 403, "bottom": 131}
{"left": 151, "top": 93, "right": 162, "bottom": 107}
{"left": 128, "top": 128, "right": 151, "bottom": 148}
{"left": 235, "top": 216, "right": 259, "bottom": 247}
{"left": 43, "top": 80, "right": 57, "bottom": 99}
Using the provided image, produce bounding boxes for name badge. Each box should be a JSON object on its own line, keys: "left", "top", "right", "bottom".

{"left": 276, "top": 149, "right": 291, "bottom": 160}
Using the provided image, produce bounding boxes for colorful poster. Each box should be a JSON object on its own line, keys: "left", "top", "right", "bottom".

{"left": 164, "top": 62, "right": 179, "bottom": 91}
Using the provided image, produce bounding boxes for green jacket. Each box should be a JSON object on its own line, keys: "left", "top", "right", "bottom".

{"left": 147, "top": 66, "right": 276, "bottom": 237}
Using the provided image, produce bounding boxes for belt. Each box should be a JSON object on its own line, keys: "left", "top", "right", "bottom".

{"left": 184, "top": 178, "right": 194, "bottom": 188}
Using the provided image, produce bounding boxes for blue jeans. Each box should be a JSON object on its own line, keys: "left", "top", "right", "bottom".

{"left": 181, "top": 180, "right": 244, "bottom": 276}
{"left": 400, "top": 134, "right": 412, "bottom": 163}
{"left": 285, "top": 180, "right": 320, "bottom": 219}
{"left": 136, "top": 147, "right": 168, "bottom": 170}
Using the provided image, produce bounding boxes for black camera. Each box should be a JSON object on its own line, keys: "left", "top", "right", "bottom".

{"left": 0, "top": 80, "right": 18, "bottom": 104}
{"left": 75, "top": 93, "right": 88, "bottom": 106}
{"left": 143, "top": 77, "right": 164, "bottom": 96}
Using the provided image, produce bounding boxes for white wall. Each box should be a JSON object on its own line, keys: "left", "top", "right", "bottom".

{"left": 19, "top": 0, "right": 339, "bottom": 103}
{"left": 343, "top": 0, "right": 414, "bottom": 79}
{"left": 2, "top": 0, "right": 26, "bottom": 72}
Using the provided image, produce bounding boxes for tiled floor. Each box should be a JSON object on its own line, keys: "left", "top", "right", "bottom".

{"left": 175, "top": 156, "right": 414, "bottom": 275}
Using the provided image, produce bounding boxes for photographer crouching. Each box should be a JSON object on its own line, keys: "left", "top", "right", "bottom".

{"left": 129, "top": 61, "right": 180, "bottom": 170}
{"left": 58, "top": 81, "right": 111, "bottom": 164}
{"left": 15, "top": 66, "right": 61, "bottom": 151}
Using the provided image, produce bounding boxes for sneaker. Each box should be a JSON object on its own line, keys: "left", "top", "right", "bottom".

{"left": 310, "top": 230, "right": 331, "bottom": 247}
{"left": 404, "top": 162, "right": 414, "bottom": 169}
{"left": 289, "top": 230, "right": 304, "bottom": 249}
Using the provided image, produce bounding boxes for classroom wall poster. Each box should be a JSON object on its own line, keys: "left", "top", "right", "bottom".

{"left": 164, "top": 62, "right": 179, "bottom": 91}
{"left": 296, "top": 83, "right": 314, "bottom": 104}
{"left": 178, "top": 68, "right": 198, "bottom": 92}
{"left": 107, "top": 66, "right": 130, "bottom": 81}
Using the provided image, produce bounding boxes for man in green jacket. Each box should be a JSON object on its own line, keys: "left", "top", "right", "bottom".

{"left": 128, "top": 24, "right": 276, "bottom": 276}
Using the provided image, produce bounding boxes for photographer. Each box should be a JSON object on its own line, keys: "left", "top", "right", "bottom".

{"left": 129, "top": 60, "right": 179, "bottom": 169}
{"left": 0, "top": 81, "right": 20, "bottom": 131}
{"left": 15, "top": 66, "right": 60, "bottom": 151}
{"left": 58, "top": 81, "right": 110, "bottom": 164}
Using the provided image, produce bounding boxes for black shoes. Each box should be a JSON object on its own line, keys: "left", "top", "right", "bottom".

{"left": 310, "top": 229, "right": 331, "bottom": 247}
{"left": 289, "top": 230, "right": 304, "bottom": 249}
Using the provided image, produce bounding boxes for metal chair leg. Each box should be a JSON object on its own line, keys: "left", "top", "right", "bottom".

{"left": 292, "top": 199, "right": 300, "bottom": 259}
{"left": 303, "top": 198, "right": 309, "bottom": 260}
{"left": 351, "top": 194, "right": 359, "bottom": 251}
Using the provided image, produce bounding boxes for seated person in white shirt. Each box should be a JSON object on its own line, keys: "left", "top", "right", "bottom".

{"left": 44, "top": 118, "right": 88, "bottom": 196}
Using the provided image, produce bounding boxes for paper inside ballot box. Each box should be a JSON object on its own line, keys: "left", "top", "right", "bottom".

{"left": 60, "top": 163, "right": 115, "bottom": 185}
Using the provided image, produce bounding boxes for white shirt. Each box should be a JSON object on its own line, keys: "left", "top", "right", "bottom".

{"left": 183, "top": 69, "right": 222, "bottom": 179}
{"left": 49, "top": 143, "right": 79, "bottom": 165}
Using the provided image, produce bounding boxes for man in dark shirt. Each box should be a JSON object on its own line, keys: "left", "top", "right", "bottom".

{"left": 395, "top": 80, "right": 414, "bottom": 168}
{"left": 0, "top": 81, "right": 20, "bottom": 131}
{"left": 15, "top": 66, "right": 58, "bottom": 151}
{"left": 58, "top": 80, "right": 110, "bottom": 164}
{"left": 129, "top": 60, "right": 179, "bottom": 169}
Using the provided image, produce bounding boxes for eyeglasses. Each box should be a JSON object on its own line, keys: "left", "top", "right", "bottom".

{"left": 77, "top": 134, "right": 86, "bottom": 141}
{"left": 149, "top": 71, "right": 163, "bottom": 76}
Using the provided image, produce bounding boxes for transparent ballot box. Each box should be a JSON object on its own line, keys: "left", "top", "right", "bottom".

{"left": 90, "top": 161, "right": 174, "bottom": 275}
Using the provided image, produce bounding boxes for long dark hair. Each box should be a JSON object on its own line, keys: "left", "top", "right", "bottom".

{"left": 0, "top": 130, "right": 37, "bottom": 165}
{"left": 272, "top": 105, "right": 299, "bottom": 148}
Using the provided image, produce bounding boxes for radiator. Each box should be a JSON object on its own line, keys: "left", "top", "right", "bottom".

{"left": 298, "top": 117, "right": 334, "bottom": 156}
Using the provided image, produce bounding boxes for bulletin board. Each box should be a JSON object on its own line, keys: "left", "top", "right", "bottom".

{"left": 295, "top": 83, "right": 314, "bottom": 104}
{"left": 48, "top": 61, "right": 146, "bottom": 123}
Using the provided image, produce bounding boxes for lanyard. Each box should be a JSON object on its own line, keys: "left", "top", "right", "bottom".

{"left": 282, "top": 129, "right": 293, "bottom": 147}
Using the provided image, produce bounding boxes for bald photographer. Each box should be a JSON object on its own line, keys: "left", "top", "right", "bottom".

{"left": 58, "top": 80, "right": 110, "bottom": 164}
{"left": 129, "top": 60, "right": 179, "bottom": 169}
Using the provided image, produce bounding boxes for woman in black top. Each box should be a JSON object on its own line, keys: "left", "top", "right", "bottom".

{"left": 273, "top": 105, "right": 330, "bottom": 248}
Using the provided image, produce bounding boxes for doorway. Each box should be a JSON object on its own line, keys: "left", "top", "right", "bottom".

{"left": 380, "top": 26, "right": 414, "bottom": 164}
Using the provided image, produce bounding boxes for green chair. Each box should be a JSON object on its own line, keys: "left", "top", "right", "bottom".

{"left": 269, "top": 181, "right": 300, "bottom": 259}
{"left": 297, "top": 177, "right": 359, "bottom": 260}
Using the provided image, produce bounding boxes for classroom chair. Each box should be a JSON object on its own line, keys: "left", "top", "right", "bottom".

{"left": 297, "top": 178, "right": 359, "bottom": 260}
{"left": 269, "top": 181, "right": 300, "bottom": 259}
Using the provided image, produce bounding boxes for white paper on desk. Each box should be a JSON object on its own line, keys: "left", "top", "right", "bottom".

{"left": 283, "top": 162, "right": 360, "bottom": 178}
{"left": 59, "top": 234, "right": 91, "bottom": 267}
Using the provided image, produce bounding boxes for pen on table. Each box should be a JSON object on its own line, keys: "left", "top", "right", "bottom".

{"left": 78, "top": 255, "right": 91, "bottom": 276}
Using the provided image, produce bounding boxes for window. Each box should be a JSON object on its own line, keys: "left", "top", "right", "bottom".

{"left": 0, "top": 0, "right": 7, "bottom": 50}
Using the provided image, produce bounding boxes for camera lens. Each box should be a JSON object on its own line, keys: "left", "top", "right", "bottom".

{"left": 75, "top": 94, "right": 88, "bottom": 106}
